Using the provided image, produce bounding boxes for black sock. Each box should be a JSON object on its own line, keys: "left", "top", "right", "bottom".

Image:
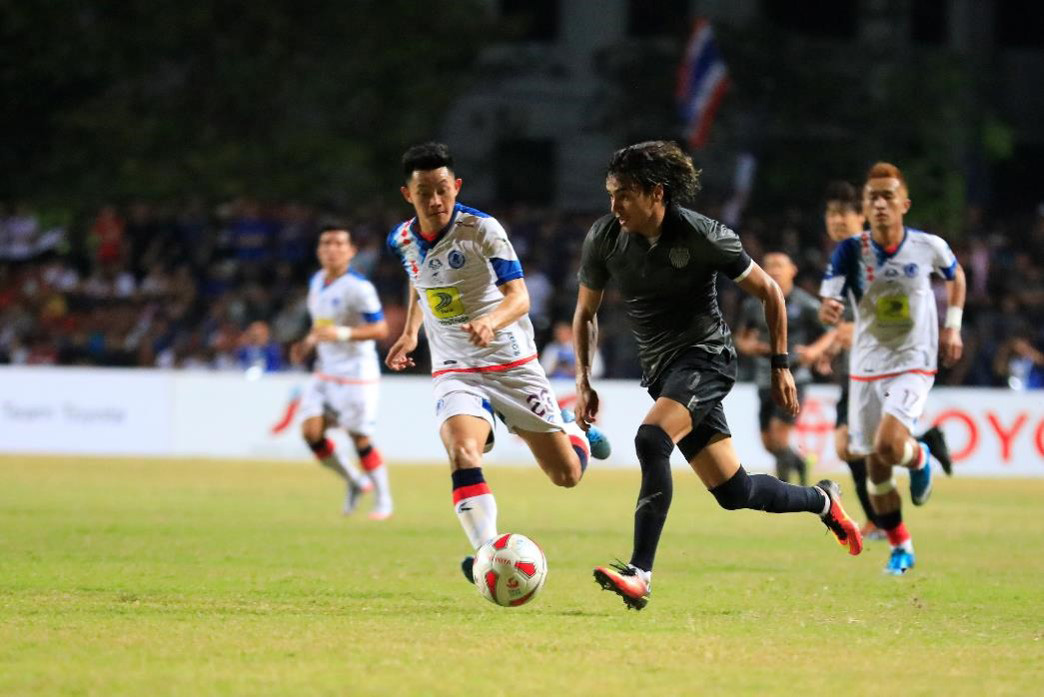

{"left": 846, "top": 458, "right": 878, "bottom": 526}
{"left": 710, "top": 466, "right": 825, "bottom": 514}
{"left": 788, "top": 448, "right": 808, "bottom": 486}
{"left": 772, "top": 449, "right": 791, "bottom": 482}
{"left": 629, "top": 425, "right": 674, "bottom": 572}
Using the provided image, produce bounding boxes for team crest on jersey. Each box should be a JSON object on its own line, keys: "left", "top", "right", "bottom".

{"left": 669, "top": 247, "right": 690, "bottom": 269}
{"left": 448, "top": 250, "right": 466, "bottom": 269}
{"left": 904, "top": 263, "right": 918, "bottom": 277}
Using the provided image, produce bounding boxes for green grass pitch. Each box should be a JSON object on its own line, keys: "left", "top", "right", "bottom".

{"left": 1, "top": 455, "right": 1042, "bottom": 696}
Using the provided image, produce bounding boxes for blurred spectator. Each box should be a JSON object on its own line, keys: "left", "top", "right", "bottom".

{"left": 235, "top": 320, "right": 283, "bottom": 372}
{"left": 540, "top": 321, "right": 604, "bottom": 380}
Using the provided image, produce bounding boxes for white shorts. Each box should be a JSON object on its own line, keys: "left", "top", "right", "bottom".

{"left": 847, "top": 371, "right": 934, "bottom": 456}
{"left": 298, "top": 374, "right": 379, "bottom": 437}
{"left": 432, "top": 360, "right": 564, "bottom": 451}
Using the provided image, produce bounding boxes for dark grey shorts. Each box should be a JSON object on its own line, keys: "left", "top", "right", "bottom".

{"left": 647, "top": 348, "right": 736, "bottom": 461}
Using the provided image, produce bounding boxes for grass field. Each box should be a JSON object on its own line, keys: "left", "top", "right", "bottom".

{"left": 1, "top": 455, "right": 1042, "bottom": 696}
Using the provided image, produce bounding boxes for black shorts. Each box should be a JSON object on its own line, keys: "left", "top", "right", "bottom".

{"left": 835, "top": 381, "right": 849, "bottom": 428}
{"left": 757, "top": 384, "right": 806, "bottom": 431}
{"left": 647, "top": 347, "right": 736, "bottom": 461}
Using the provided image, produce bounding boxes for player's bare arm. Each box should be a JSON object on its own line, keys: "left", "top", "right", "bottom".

{"left": 940, "top": 263, "right": 966, "bottom": 367}
{"left": 461, "top": 278, "right": 529, "bottom": 348}
{"left": 311, "top": 320, "right": 388, "bottom": 343}
{"left": 572, "top": 283, "right": 604, "bottom": 431}
{"left": 386, "top": 282, "right": 424, "bottom": 371}
{"left": 736, "top": 263, "right": 799, "bottom": 415}
{"left": 797, "top": 328, "right": 839, "bottom": 366}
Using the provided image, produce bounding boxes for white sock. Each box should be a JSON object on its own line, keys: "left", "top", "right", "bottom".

{"left": 814, "top": 487, "right": 831, "bottom": 516}
{"left": 899, "top": 440, "right": 925, "bottom": 470}
{"left": 894, "top": 539, "right": 915, "bottom": 554}
{"left": 628, "top": 564, "right": 652, "bottom": 586}
{"left": 367, "top": 465, "right": 392, "bottom": 508}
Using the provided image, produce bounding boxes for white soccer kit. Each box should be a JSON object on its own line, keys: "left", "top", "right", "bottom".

{"left": 388, "top": 203, "right": 564, "bottom": 440}
{"left": 299, "top": 269, "right": 384, "bottom": 436}
{"left": 820, "top": 228, "right": 958, "bottom": 454}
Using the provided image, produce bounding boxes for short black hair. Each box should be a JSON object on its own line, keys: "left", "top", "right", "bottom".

{"left": 402, "top": 142, "right": 454, "bottom": 180}
{"left": 318, "top": 219, "right": 351, "bottom": 241}
{"left": 607, "top": 140, "right": 701, "bottom": 206}
{"left": 824, "top": 180, "right": 860, "bottom": 213}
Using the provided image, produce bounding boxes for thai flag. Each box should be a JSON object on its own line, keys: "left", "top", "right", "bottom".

{"left": 676, "top": 18, "right": 729, "bottom": 149}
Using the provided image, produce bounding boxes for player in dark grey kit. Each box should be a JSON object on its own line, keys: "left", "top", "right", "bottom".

{"left": 572, "top": 141, "right": 863, "bottom": 610}
{"left": 736, "top": 251, "right": 834, "bottom": 485}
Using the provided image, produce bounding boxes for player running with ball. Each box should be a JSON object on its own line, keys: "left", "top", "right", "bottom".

{"left": 819, "top": 162, "right": 965, "bottom": 575}
{"left": 573, "top": 141, "right": 863, "bottom": 611}
{"left": 385, "top": 142, "right": 610, "bottom": 586}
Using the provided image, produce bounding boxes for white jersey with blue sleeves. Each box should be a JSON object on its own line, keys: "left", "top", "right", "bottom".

{"left": 819, "top": 227, "right": 957, "bottom": 379}
{"left": 388, "top": 203, "right": 537, "bottom": 376}
{"left": 307, "top": 269, "right": 383, "bottom": 379}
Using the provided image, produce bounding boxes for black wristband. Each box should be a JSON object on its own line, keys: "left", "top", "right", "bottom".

{"left": 770, "top": 353, "right": 789, "bottom": 370}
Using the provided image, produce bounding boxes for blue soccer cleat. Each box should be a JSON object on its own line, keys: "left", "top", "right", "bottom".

{"left": 885, "top": 547, "right": 915, "bottom": 575}
{"left": 561, "top": 408, "right": 611, "bottom": 460}
{"left": 909, "top": 442, "right": 933, "bottom": 506}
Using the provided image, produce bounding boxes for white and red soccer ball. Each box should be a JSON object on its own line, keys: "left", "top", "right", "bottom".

{"left": 473, "top": 533, "right": 548, "bottom": 607}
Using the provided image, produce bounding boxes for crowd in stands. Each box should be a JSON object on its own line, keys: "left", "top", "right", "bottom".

{"left": 2, "top": 197, "right": 1043, "bottom": 389}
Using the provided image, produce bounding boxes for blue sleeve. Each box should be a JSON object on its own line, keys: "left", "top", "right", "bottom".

{"left": 386, "top": 224, "right": 403, "bottom": 256}
{"left": 362, "top": 309, "right": 385, "bottom": 322}
{"left": 938, "top": 259, "right": 957, "bottom": 280}
{"left": 490, "top": 257, "right": 524, "bottom": 285}
{"left": 819, "top": 237, "right": 860, "bottom": 299}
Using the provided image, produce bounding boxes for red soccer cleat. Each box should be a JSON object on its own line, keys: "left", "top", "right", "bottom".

{"left": 817, "top": 479, "right": 863, "bottom": 556}
{"left": 593, "top": 562, "right": 650, "bottom": 610}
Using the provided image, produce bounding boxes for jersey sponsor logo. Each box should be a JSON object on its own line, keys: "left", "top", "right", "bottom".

{"left": 448, "top": 250, "right": 466, "bottom": 268}
{"left": 904, "top": 262, "right": 919, "bottom": 277}
{"left": 669, "top": 247, "right": 690, "bottom": 268}
{"left": 424, "top": 286, "right": 468, "bottom": 323}
{"left": 428, "top": 258, "right": 443, "bottom": 270}
{"left": 875, "top": 293, "right": 912, "bottom": 327}
{"left": 884, "top": 267, "right": 900, "bottom": 278}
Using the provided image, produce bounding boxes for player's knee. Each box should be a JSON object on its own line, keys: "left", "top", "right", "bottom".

{"left": 873, "top": 435, "right": 904, "bottom": 465}
{"left": 301, "top": 421, "right": 324, "bottom": 445}
{"left": 710, "top": 466, "right": 753, "bottom": 510}
{"left": 634, "top": 424, "right": 673, "bottom": 466}
{"left": 548, "top": 465, "right": 581, "bottom": 488}
{"left": 449, "top": 440, "right": 484, "bottom": 470}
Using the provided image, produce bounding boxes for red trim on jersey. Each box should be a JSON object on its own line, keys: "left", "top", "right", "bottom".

{"left": 431, "top": 353, "right": 538, "bottom": 377}
{"left": 452, "top": 482, "right": 491, "bottom": 503}
{"left": 316, "top": 373, "right": 379, "bottom": 385}
{"left": 849, "top": 369, "right": 937, "bottom": 382}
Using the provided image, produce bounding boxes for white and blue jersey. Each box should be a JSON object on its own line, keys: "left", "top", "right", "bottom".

{"left": 819, "top": 228, "right": 957, "bottom": 380}
{"left": 388, "top": 203, "right": 536, "bottom": 376}
{"left": 307, "top": 269, "right": 383, "bottom": 379}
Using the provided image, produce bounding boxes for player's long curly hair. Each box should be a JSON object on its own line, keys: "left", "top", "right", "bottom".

{"left": 606, "top": 140, "right": 701, "bottom": 206}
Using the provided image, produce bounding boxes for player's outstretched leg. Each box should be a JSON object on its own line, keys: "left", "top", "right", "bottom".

{"left": 707, "top": 467, "right": 863, "bottom": 556}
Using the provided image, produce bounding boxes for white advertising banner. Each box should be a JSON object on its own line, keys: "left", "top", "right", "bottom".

{"left": 1, "top": 367, "right": 1041, "bottom": 477}
{"left": 0, "top": 367, "right": 173, "bottom": 454}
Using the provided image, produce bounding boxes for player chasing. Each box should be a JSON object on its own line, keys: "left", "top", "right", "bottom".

{"left": 819, "top": 163, "right": 965, "bottom": 575}
{"left": 291, "top": 224, "right": 394, "bottom": 520}
{"left": 572, "top": 141, "right": 863, "bottom": 611}
{"left": 735, "top": 250, "right": 834, "bottom": 486}
{"left": 384, "top": 142, "right": 611, "bottom": 588}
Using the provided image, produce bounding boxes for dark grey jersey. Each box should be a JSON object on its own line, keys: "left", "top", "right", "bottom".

{"left": 738, "top": 286, "right": 824, "bottom": 388}
{"left": 578, "top": 205, "right": 753, "bottom": 386}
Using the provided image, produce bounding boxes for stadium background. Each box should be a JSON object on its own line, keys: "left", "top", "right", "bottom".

{"left": 2, "top": 2, "right": 1043, "bottom": 696}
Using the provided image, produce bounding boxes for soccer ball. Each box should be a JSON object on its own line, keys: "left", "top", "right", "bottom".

{"left": 473, "top": 533, "right": 548, "bottom": 607}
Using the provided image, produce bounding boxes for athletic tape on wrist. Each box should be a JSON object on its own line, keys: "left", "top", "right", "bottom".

{"left": 944, "top": 306, "right": 963, "bottom": 331}
{"left": 336, "top": 326, "right": 352, "bottom": 341}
